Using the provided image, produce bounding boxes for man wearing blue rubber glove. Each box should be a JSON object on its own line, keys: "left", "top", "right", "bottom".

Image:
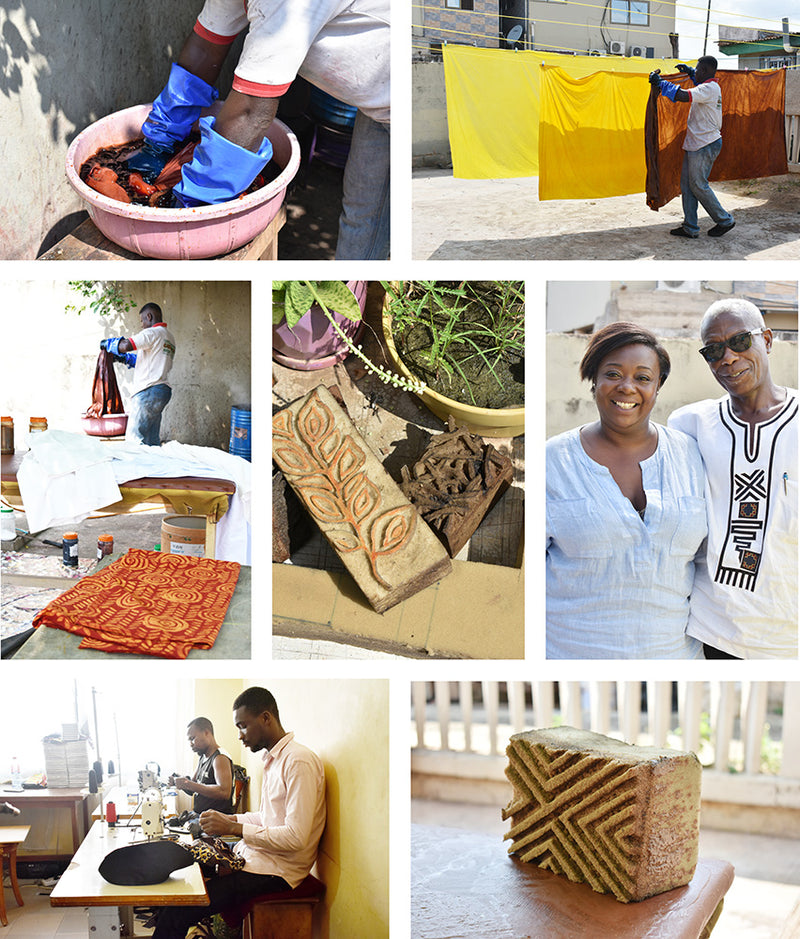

{"left": 102, "top": 303, "right": 176, "bottom": 447}
{"left": 129, "top": 0, "right": 389, "bottom": 259}
{"left": 649, "top": 56, "right": 735, "bottom": 239}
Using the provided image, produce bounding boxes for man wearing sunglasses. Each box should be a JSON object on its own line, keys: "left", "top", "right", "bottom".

{"left": 669, "top": 298, "right": 797, "bottom": 659}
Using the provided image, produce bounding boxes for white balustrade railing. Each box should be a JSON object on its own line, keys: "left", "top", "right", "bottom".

{"left": 412, "top": 682, "right": 800, "bottom": 807}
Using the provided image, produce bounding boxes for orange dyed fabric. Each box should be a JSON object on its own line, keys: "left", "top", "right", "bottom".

{"left": 645, "top": 69, "right": 787, "bottom": 210}
{"left": 32, "top": 549, "right": 240, "bottom": 658}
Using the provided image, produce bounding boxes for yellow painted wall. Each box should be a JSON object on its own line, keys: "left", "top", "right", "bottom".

{"left": 193, "top": 679, "right": 390, "bottom": 939}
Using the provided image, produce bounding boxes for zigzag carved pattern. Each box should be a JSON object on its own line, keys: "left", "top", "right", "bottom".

{"left": 502, "top": 742, "right": 643, "bottom": 901}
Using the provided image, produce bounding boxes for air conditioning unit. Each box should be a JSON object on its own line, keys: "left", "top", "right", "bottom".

{"left": 629, "top": 45, "right": 644, "bottom": 57}
{"left": 657, "top": 281, "right": 703, "bottom": 293}
{"left": 607, "top": 40, "right": 624, "bottom": 55}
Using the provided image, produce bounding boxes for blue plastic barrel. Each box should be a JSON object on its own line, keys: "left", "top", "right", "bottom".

{"left": 229, "top": 406, "right": 251, "bottom": 461}
{"left": 309, "top": 88, "right": 357, "bottom": 130}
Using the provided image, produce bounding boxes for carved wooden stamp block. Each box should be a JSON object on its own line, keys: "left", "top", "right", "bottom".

{"left": 503, "top": 727, "right": 701, "bottom": 903}
{"left": 399, "top": 419, "right": 514, "bottom": 557}
{"left": 272, "top": 385, "right": 452, "bottom": 613}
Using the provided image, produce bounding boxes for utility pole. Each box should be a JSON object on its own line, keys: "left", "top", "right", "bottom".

{"left": 703, "top": 0, "right": 712, "bottom": 55}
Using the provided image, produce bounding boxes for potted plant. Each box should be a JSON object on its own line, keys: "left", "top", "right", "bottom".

{"left": 272, "top": 280, "right": 369, "bottom": 370}
{"left": 381, "top": 281, "right": 525, "bottom": 437}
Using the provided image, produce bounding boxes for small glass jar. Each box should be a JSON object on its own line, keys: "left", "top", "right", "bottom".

{"left": 29, "top": 417, "right": 48, "bottom": 434}
{"left": 1, "top": 416, "right": 13, "bottom": 455}
{"left": 62, "top": 532, "right": 79, "bottom": 567}
{"left": 97, "top": 534, "right": 114, "bottom": 560}
{"left": 1, "top": 506, "right": 15, "bottom": 542}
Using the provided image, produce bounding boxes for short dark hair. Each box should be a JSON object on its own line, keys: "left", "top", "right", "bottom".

{"left": 233, "top": 687, "right": 279, "bottom": 721}
{"left": 697, "top": 55, "right": 717, "bottom": 73}
{"left": 188, "top": 717, "right": 213, "bottom": 734}
{"left": 140, "top": 302, "right": 162, "bottom": 320}
{"left": 580, "top": 322, "right": 671, "bottom": 388}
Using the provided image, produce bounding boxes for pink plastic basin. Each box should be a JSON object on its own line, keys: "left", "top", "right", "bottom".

{"left": 273, "top": 281, "right": 368, "bottom": 370}
{"left": 81, "top": 413, "right": 128, "bottom": 437}
{"left": 65, "top": 103, "right": 300, "bottom": 259}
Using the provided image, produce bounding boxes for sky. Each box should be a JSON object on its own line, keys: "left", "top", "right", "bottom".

{"left": 675, "top": 0, "right": 799, "bottom": 63}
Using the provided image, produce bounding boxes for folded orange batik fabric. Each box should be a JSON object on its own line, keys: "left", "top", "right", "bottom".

{"left": 32, "top": 548, "right": 240, "bottom": 658}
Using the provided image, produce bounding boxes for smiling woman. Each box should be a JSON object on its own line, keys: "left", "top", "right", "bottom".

{"left": 546, "top": 322, "right": 708, "bottom": 660}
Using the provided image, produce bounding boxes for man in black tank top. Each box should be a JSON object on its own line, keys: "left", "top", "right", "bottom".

{"left": 170, "top": 717, "right": 234, "bottom": 814}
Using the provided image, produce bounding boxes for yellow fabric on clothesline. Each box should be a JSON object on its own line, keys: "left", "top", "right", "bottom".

{"left": 442, "top": 45, "right": 688, "bottom": 179}
{"left": 539, "top": 66, "right": 650, "bottom": 200}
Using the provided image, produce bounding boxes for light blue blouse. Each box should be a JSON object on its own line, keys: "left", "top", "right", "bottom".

{"left": 546, "top": 424, "right": 707, "bottom": 659}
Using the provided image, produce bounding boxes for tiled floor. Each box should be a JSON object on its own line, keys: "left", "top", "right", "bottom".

{"left": 0, "top": 882, "right": 155, "bottom": 937}
{"left": 412, "top": 799, "right": 800, "bottom": 938}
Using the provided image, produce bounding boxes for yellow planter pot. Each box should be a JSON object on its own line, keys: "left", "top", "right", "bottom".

{"left": 382, "top": 305, "right": 525, "bottom": 438}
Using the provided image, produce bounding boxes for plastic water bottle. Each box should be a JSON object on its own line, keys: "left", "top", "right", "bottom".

{"left": 10, "top": 757, "right": 22, "bottom": 790}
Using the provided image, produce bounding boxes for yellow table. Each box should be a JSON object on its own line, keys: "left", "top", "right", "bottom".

{"left": 50, "top": 821, "right": 207, "bottom": 938}
{"left": 0, "top": 825, "right": 30, "bottom": 926}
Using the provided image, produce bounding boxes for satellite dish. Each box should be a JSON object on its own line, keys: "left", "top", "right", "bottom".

{"left": 506, "top": 24, "right": 523, "bottom": 47}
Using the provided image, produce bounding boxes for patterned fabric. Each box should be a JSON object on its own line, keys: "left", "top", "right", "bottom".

{"left": 32, "top": 549, "right": 240, "bottom": 658}
{"left": 188, "top": 835, "right": 245, "bottom": 873}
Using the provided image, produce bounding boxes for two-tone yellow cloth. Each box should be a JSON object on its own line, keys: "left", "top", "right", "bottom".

{"left": 443, "top": 45, "right": 685, "bottom": 182}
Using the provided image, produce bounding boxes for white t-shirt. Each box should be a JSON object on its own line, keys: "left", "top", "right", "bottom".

{"left": 683, "top": 79, "right": 722, "bottom": 151}
{"left": 195, "top": 0, "right": 390, "bottom": 123}
{"left": 129, "top": 323, "right": 176, "bottom": 395}
{"left": 669, "top": 392, "right": 798, "bottom": 658}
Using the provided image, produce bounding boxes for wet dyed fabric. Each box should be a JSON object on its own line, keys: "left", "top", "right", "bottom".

{"left": 645, "top": 69, "right": 786, "bottom": 210}
{"left": 32, "top": 548, "right": 240, "bottom": 658}
{"left": 442, "top": 45, "right": 686, "bottom": 179}
{"left": 86, "top": 349, "right": 124, "bottom": 418}
{"left": 539, "top": 67, "right": 651, "bottom": 201}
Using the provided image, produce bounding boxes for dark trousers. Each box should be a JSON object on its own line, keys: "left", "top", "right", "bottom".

{"left": 152, "top": 870, "right": 290, "bottom": 938}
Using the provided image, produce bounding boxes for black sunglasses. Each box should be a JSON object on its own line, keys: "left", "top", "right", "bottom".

{"left": 699, "top": 328, "right": 764, "bottom": 363}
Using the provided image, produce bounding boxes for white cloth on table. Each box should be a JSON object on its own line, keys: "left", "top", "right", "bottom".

{"left": 16, "top": 431, "right": 251, "bottom": 564}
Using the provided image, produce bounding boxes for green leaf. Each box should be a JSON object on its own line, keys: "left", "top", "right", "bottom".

{"left": 284, "top": 282, "right": 316, "bottom": 328}
{"left": 310, "top": 281, "right": 362, "bottom": 323}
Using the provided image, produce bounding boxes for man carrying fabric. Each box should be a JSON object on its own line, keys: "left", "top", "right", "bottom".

{"left": 170, "top": 717, "right": 234, "bottom": 816}
{"left": 152, "top": 686, "right": 326, "bottom": 939}
{"left": 102, "top": 303, "right": 175, "bottom": 446}
{"left": 669, "top": 298, "right": 797, "bottom": 659}
{"left": 650, "top": 56, "right": 735, "bottom": 239}
{"left": 126, "top": 0, "right": 390, "bottom": 260}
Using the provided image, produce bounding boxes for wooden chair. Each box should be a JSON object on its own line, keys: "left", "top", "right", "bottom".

{"left": 0, "top": 826, "right": 30, "bottom": 926}
{"left": 232, "top": 766, "right": 249, "bottom": 814}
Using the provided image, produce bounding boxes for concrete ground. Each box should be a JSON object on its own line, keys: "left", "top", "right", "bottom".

{"left": 412, "top": 169, "right": 800, "bottom": 261}
{"left": 412, "top": 799, "right": 800, "bottom": 938}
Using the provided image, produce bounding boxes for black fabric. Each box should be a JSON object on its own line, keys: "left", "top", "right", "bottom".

{"left": 152, "top": 870, "right": 291, "bottom": 938}
{"left": 703, "top": 642, "right": 742, "bottom": 660}
{"left": 99, "top": 839, "right": 193, "bottom": 886}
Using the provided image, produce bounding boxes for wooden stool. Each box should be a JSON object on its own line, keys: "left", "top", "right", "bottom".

{"left": 0, "top": 826, "right": 30, "bottom": 926}
{"left": 242, "top": 874, "right": 325, "bottom": 939}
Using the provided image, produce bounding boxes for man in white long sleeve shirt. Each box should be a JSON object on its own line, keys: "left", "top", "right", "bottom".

{"left": 153, "top": 687, "right": 326, "bottom": 938}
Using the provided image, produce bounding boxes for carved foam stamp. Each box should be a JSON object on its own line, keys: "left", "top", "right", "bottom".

{"left": 503, "top": 726, "right": 701, "bottom": 903}
{"left": 399, "top": 418, "right": 514, "bottom": 557}
{"left": 272, "top": 385, "right": 452, "bottom": 613}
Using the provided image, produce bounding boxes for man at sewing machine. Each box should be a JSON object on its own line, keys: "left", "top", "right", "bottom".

{"left": 169, "top": 717, "right": 234, "bottom": 816}
{"left": 152, "top": 686, "right": 326, "bottom": 938}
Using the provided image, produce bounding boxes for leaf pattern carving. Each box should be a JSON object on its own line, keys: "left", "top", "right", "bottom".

{"left": 272, "top": 388, "right": 418, "bottom": 591}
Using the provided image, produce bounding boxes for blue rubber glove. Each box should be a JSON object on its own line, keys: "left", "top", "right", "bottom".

{"left": 659, "top": 80, "right": 681, "bottom": 102}
{"left": 128, "top": 63, "right": 219, "bottom": 180}
{"left": 172, "top": 116, "right": 273, "bottom": 207}
{"left": 101, "top": 337, "right": 126, "bottom": 357}
{"left": 676, "top": 63, "right": 696, "bottom": 83}
{"left": 122, "top": 353, "right": 137, "bottom": 369}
